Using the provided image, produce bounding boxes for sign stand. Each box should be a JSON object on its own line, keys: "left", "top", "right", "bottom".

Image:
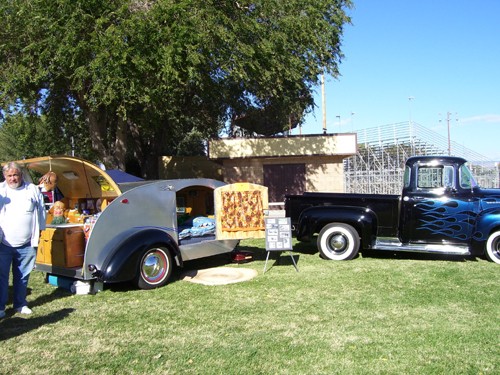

{"left": 263, "top": 217, "right": 298, "bottom": 273}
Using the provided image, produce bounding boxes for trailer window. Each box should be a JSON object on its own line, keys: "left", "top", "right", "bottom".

{"left": 176, "top": 196, "right": 186, "bottom": 213}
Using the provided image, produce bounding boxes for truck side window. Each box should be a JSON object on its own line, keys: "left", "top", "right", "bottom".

{"left": 459, "top": 164, "right": 477, "bottom": 189}
{"left": 403, "top": 166, "right": 411, "bottom": 188}
{"left": 417, "top": 167, "right": 443, "bottom": 188}
{"left": 443, "top": 166, "right": 454, "bottom": 188}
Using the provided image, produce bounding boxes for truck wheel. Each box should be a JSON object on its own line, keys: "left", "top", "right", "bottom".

{"left": 136, "top": 246, "right": 173, "bottom": 289}
{"left": 317, "top": 223, "right": 359, "bottom": 261}
{"left": 486, "top": 231, "right": 500, "bottom": 264}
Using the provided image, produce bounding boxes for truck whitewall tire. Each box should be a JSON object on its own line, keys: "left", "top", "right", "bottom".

{"left": 486, "top": 231, "right": 500, "bottom": 265}
{"left": 136, "top": 246, "right": 173, "bottom": 289}
{"left": 317, "top": 223, "right": 360, "bottom": 261}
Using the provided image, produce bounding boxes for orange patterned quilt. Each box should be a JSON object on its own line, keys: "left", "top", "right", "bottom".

{"left": 220, "top": 190, "right": 265, "bottom": 231}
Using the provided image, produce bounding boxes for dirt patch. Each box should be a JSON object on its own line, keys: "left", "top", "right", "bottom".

{"left": 181, "top": 267, "right": 258, "bottom": 286}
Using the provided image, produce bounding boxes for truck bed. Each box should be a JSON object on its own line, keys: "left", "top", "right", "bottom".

{"left": 285, "top": 192, "right": 401, "bottom": 237}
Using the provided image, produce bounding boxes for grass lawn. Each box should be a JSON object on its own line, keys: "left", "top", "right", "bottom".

{"left": 0, "top": 238, "right": 498, "bottom": 374}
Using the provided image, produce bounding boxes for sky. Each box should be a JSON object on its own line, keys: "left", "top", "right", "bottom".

{"left": 300, "top": 0, "right": 500, "bottom": 161}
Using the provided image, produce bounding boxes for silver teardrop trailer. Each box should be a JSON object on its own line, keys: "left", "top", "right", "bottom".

{"left": 9, "top": 156, "right": 268, "bottom": 292}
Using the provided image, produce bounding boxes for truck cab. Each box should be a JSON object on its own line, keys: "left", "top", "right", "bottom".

{"left": 398, "top": 156, "right": 478, "bottom": 245}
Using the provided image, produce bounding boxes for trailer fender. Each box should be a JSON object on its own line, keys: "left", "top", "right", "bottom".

{"left": 94, "top": 229, "right": 180, "bottom": 284}
{"left": 296, "top": 205, "right": 377, "bottom": 247}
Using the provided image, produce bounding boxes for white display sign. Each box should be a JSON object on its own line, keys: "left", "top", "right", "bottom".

{"left": 265, "top": 217, "right": 292, "bottom": 251}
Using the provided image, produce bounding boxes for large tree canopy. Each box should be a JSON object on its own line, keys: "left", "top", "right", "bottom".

{"left": 0, "top": 0, "right": 351, "bottom": 177}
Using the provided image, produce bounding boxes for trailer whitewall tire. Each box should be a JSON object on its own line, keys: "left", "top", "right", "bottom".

{"left": 136, "top": 247, "right": 173, "bottom": 289}
{"left": 317, "top": 223, "right": 359, "bottom": 261}
{"left": 486, "top": 231, "right": 500, "bottom": 265}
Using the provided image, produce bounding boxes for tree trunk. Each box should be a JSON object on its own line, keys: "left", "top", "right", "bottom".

{"left": 114, "top": 116, "right": 127, "bottom": 171}
{"left": 81, "top": 103, "right": 128, "bottom": 170}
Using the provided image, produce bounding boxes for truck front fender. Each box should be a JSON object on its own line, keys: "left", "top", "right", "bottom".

{"left": 94, "top": 228, "right": 181, "bottom": 284}
{"left": 471, "top": 208, "right": 500, "bottom": 252}
{"left": 296, "top": 206, "right": 377, "bottom": 248}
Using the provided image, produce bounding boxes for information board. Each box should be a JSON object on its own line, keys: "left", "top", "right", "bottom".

{"left": 265, "top": 217, "right": 292, "bottom": 251}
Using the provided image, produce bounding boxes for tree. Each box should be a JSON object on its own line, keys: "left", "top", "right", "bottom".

{"left": 0, "top": 0, "right": 351, "bottom": 178}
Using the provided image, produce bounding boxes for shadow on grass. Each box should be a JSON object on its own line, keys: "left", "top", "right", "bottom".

{"left": 360, "top": 249, "right": 481, "bottom": 263}
{"left": 28, "top": 285, "right": 73, "bottom": 308}
{"left": 0, "top": 308, "right": 75, "bottom": 341}
{"left": 5, "top": 284, "right": 73, "bottom": 312}
{"left": 276, "top": 235, "right": 483, "bottom": 263}
{"left": 0, "top": 286, "right": 75, "bottom": 341}
{"left": 234, "top": 243, "right": 302, "bottom": 271}
{"left": 105, "top": 252, "right": 241, "bottom": 292}
{"left": 106, "top": 241, "right": 483, "bottom": 292}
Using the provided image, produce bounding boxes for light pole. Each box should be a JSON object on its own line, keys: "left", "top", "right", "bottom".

{"left": 408, "top": 97, "right": 415, "bottom": 154}
{"left": 440, "top": 112, "right": 457, "bottom": 156}
{"left": 408, "top": 96, "right": 415, "bottom": 126}
{"left": 336, "top": 115, "right": 341, "bottom": 132}
{"left": 447, "top": 112, "right": 451, "bottom": 156}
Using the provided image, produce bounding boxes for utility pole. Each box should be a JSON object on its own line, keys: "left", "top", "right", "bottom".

{"left": 408, "top": 97, "right": 415, "bottom": 155}
{"left": 440, "top": 112, "right": 457, "bottom": 156}
{"left": 321, "top": 73, "right": 327, "bottom": 134}
{"left": 446, "top": 112, "right": 451, "bottom": 156}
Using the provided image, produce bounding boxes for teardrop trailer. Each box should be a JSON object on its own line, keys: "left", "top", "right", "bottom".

{"left": 9, "top": 155, "right": 268, "bottom": 292}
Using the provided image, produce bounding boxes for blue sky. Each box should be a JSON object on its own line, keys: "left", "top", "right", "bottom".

{"left": 301, "top": 0, "right": 500, "bottom": 161}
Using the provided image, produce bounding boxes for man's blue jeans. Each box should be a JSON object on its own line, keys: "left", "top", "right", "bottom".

{"left": 0, "top": 242, "right": 36, "bottom": 311}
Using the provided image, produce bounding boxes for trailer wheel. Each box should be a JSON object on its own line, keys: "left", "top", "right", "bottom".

{"left": 486, "top": 231, "right": 500, "bottom": 264}
{"left": 136, "top": 246, "right": 173, "bottom": 289}
{"left": 317, "top": 223, "right": 359, "bottom": 261}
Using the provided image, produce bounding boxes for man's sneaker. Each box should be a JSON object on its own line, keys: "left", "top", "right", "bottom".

{"left": 15, "top": 306, "right": 32, "bottom": 315}
{"left": 0, "top": 310, "right": 5, "bottom": 319}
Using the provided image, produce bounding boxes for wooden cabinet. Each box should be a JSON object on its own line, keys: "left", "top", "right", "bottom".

{"left": 36, "top": 226, "right": 85, "bottom": 268}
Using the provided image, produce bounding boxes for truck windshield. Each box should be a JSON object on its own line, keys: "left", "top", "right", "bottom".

{"left": 459, "top": 164, "right": 478, "bottom": 189}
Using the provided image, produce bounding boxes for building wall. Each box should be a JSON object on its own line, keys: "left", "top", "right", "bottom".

{"left": 221, "top": 156, "right": 345, "bottom": 193}
{"left": 159, "top": 135, "right": 356, "bottom": 196}
{"left": 305, "top": 156, "right": 345, "bottom": 192}
{"left": 209, "top": 133, "right": 357, "bottom": 158}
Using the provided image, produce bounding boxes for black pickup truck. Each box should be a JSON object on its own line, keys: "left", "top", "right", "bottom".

{"left": 285, "top": 156, "right": 500, "bottom": 264}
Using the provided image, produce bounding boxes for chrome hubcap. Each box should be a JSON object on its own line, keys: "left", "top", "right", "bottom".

{"left": 329, "top": 234, "right": 347, "bottom": 252}
{"left": 142, "top": 251, "right": 167, "bottom": 283}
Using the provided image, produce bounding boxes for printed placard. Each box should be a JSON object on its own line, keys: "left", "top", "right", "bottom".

{"left": 265, "top": 217, "right": 292, "bottom": 251}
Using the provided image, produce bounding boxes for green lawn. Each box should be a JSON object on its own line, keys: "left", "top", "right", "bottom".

{"left": 1, "top": 239, "right": 498, "bottom": 375}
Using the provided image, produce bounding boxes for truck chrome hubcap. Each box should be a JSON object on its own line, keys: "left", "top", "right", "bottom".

{"left": 492, "top": 238, "right": 500, "bottom": 258}
{"left": 330, "top": 234, "right": 347, "bottom": 252}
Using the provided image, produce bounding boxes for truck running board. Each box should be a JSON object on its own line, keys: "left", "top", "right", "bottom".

{"left": 373, "top": 238, "right": 470, "bottom": 255}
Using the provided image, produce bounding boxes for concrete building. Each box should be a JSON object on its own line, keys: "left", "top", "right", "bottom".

{"left": 208, "top": 133, "right": 357, "bottom": 203}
